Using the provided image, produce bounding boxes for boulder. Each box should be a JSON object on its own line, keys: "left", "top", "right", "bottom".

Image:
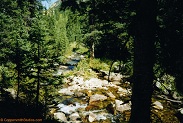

{"left": 58, "top": 88, "right": 74, "bottom": 96}
{"left": 153, "top": 101, "right": 163, "bottom": 110}
{"left": 89, "top": 94, "right": 108, "bottom": 104}
{"left": 106, "top": 92, "right": 116, "bottom": 99}
{"left": 84, "top": 78, "right": 108, "bottom": 89}
{"left": 117, "top": 87, "right": 128, "bottom": 96}
{"left": 74, "top": 91, "right": 85, "bottom": 97}
{"left": 88, "top": 112, "right": 97, "bottom": 122}
{"left": 115, "top": 100, "right": 131, "bottom": 113}
{"left": 111, "top": 73, "right": 123, "bottom": 81}
{"left": 104, "top": 73, "right": 122, "bottom": 82}
{"left": 69, "top": 112, "right": 81, "bottom": 121}
{"left": 96, "top": 113, "right": 108, "bottom": 121}
{"left": 54, "top": 112, "right": 67, "bottom": 122}
{"left": 111, "top": 81, "right": 122, "bottom": 85}
{"left": 72, "top": 77, "right": 84, "bottom": 85}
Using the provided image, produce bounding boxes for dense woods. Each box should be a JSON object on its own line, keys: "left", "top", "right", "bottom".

{"left": 0, "top": 0, "right": 183, "bottom": 122}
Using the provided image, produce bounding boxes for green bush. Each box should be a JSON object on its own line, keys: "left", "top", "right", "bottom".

{"left": 90, "top": 58, "right": 110, "bottom": 71}
{"left": 155, "top": 74, "right": 176, "bottom": 95}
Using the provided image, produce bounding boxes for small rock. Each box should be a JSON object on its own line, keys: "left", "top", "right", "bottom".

{"left": 74, "top": 91, "right": 85, "bottom": 97}
{"left": 59, "top": 65, "right": 68, "bottom": 69}
{"left": 104, "top": 75, "right": 110, "bottom": 80}
{"left": 50, "top": 108, "right": 57, "bottom": 114}
{"left": 115, "top": 100, "right": 123, "bottom": 107}
{"left": 118, "top": 87, "right": 128, "bottom": 93}
{"left": 111, "top": 81, "right": 122, "bottom": 85}
{"left": 176, "top": 109, "right": 183, "bottom": 123}
{"left": 5, "top": 88, "right": 17, "bottom": 99}
{"left": 69, "top": 112, "right": 80, "bottom": 121}
{"left": 106, "top": 92, "right": 116, "bottom": 99}
{"left": 84, "top": 78, "right": 107, "bottom": 89}
{"left": 80, "top": 55, "right": 85, "bottom": 59}
{"left": 115, "top": 100, "right": 131, "bottom": 113}
{"left": 153, "top": 101, "right": 163, "bottom": 110}
{"left": 54, "top": 112, "right": 67, "bottom": 122}
{"left": 63, "top": 78, "right": 71, "bottom": 83}
{"left": 88, "top": 112, "right": 97, "bottom": 122}
{"left": 96, "top": 113, "right": 107, "bottom": 121}
{"left": 72, "top": 77, "right": 84, "bottom": 85}
{"left": 84, "top": 78, "right": 102, "bottom": 88}
{"left": 89, "top": 94, "right": 108, "bottom": 104}
{"left": 173, "top": 91, "right": 183, "bottom": 100}
{"left": 117, "top": 87, "right": 128, "bottom": 96}
{"left": 58, "top": 88, "right": 74, "bottom": 95}
{"left": 111, "top": 73, "right": 122, "bottom": 81}
{"left": 179, "top": 108, "right": 183, "bottom": 114}
{"left": 86, "top": 90, "right": 92, "bottom": 97}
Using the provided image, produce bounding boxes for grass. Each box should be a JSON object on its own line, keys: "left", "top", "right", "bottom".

{"left": 63, "top": 57, "right": 111, "bottom": 80}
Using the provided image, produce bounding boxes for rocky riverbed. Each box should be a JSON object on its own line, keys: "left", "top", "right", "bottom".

{"left": 48, "top": 72, "right": 181, "bottom": 122}
{"left": 47, "top": 53, "right": 182, "bottom": 123}
{"left": 49, "top": 73, "right": 132, "bottom": 123}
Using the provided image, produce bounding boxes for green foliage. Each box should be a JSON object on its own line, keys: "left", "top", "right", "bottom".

{"left": 0, "top": 65, "right": 15, "bottom": 89}
{"left": 111, "top": 60, "right": 133, "bottom": 75}
{"left": 54, "top": 13, "right": 69, "bottom": 56}
{"left": 65, "top": 58, "right": 110, "bottom": 80}
{"left": 90, "top": 58, "right": 110, "bottom": 71}
{"left": 0, "top": 0, "right": 64, "bottom": 106}
{"left": 74, "top": 59, "right": 90, "bottom": 72}
{"left": 75, "top": 44, "right": 89, "bottom": 54}
{"left": 83, "top": 29, "right": 103, "bottom": 48}
{"left": 156, "top": 0, "right": 183, "bottom": 94}
{"left": 64, "top": 10, "right": 83, "bottom": 43}
{"left": 155, "top": 74, "right": 176, "bottom": 95}
{"left": 1, "top": 0, "right": 182, "bottom": 122}
{"left": 76, "top": 62, "right": 97, "bottom": 80}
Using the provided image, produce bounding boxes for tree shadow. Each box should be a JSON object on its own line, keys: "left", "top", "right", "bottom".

{"left": 0, "top": 90, "right": 59, "bottom": 123}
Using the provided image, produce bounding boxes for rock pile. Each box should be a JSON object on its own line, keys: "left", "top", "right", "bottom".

{"left": 50, "top": 76, "right": 132, "bottom": 123}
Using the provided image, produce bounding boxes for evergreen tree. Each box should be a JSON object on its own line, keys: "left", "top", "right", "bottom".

{"left": 156, "top": 0, "right": 183, "bottom": 94}
{"left": 54, "top": 12, "right": 69, "bottom": 57}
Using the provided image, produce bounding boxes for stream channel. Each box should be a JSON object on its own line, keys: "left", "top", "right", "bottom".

{"left": 49, "top": 53, "right": 181, "bottom": 123}
{"left": 54, "top": 52, "right": 82, "bottom": 76}
{"left": 49, "top": 52, "right": 133, "bottom": 123}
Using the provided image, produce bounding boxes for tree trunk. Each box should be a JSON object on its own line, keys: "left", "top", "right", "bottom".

{"left": 108, "top": 60, "right": 115, "bottom": 82}
{"left": 89, "top": 0, "right": 95, "bottom": 60}
{"left": 16, "top": 39, "right": 20, "bottom": 102}
{"left": 130, "top": 0, "right": 157, "bottom": 123}
{"left": 36, "top": 42, "right": 40, "bottom": 108}
{"left": 90, "top": 41, "right": 95, "bottom": 59}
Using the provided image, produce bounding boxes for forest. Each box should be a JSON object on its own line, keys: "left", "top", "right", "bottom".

{"left": 0, "top": 0, "right": 183, "bottom": 123}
